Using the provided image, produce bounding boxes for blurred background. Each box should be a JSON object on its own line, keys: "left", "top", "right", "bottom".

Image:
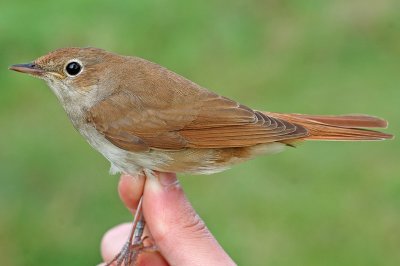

{"left": 0, "top": 0, "right": 399, "bottom": 265}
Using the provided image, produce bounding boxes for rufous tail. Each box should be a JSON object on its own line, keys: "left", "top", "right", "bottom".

{"left": 265, "top": 112, "right": 393, "bottom": 141}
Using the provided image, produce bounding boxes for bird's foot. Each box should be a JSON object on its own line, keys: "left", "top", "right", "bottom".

{"left": 105, "top": 236, "right": 155, "bottom": 266}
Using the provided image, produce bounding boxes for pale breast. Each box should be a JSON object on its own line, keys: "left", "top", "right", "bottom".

{"left": 77, "top": 124, "right": 170, "bottom": 175}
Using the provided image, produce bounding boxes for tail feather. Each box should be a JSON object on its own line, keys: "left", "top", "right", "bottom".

{"left": 288, "top": 114, "right": 388, "bottom": 128}
{"left": 265, "top": 112, "right": 393, "bottom": 141}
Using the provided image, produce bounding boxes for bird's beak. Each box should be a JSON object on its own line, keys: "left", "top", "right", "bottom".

{"left": 9, "top": 63, "right": 44, "bottom": 76}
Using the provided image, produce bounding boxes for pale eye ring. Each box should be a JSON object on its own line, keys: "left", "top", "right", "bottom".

{"left": 65, "top": 61, "right": 82, "bottom": 76}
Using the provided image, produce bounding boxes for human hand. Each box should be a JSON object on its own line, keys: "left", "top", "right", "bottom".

{"left": 99, "top": 172, "right": 236, "bottom": 266}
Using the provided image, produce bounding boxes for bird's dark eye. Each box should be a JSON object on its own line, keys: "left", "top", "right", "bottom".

{"left": 65, "top": 61, "right": 82, "bottom": 76}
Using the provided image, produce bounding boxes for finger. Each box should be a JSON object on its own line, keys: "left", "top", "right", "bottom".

{"left": 118, "top": 173, "right": 145, "bottom": 211}
{"left": 100, "top": 223, "right": 168, "bottom": 266}
{"left": 143, "top": 172, "right": 236, "bottom": 266}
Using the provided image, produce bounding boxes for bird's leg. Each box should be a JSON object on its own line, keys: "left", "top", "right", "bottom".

{"left": 126, "top": 211, "right": 146, "bottom": 265}
{"left": 106, "top": 170, "right": 151, "bottom": 266}
{"left": 105, "top": 196, "right": 144, "bottom": 266}
{"left": 133, "top": 212, "right": 145, "bottom": 244}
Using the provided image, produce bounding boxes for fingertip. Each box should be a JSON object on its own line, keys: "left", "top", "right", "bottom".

{"left": 101, "top": 223, "right": 131, "bottom": 262}
{"left": 145, "top": 171, "right": 180, "bottom": 194}
{"left": 118, "top": 173, "right": 145, "bottom": 211}
{"left": 157, "top": 172, "right": 179, "bottom": 187}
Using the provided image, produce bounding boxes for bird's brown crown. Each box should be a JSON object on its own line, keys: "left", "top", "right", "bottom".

{"left": 33, "top": 47, "right": 113, "bottom": 80}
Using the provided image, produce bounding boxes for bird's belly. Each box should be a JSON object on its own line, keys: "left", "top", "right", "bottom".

{"left": 77, "top": 124, "right": 165, "bottom": 175}
{"left": 156, "top": 142, "right": 286, "bottom": 174}
{"left": 77, "top": 124, "right": 286, "bottom": 175}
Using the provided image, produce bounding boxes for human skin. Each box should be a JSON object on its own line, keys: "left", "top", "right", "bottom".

{"left": 98, "top": 172, "right": 236, "bottom": 266}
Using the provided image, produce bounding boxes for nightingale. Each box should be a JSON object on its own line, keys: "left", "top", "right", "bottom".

{"left": 10, "top": 47, "right": 393, "bottom": 265}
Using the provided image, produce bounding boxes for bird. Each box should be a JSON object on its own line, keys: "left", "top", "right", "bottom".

{"left": 9, "top": 47, "right": 393, "bottom": 265}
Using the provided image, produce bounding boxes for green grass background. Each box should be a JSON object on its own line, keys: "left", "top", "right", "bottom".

{"left": 0, "top": 0, "right": 399, "bottom": 265}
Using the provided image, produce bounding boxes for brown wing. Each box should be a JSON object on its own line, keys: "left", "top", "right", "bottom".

{"left": 86, "top": 57, "right": 308, "bottom": 151}
{"left": 87, "top": 91, "right": 308, "bottom": 151}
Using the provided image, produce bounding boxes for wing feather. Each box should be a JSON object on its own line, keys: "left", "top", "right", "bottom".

{"left": 86, "top": 57, "right": 309, "bottom": 151}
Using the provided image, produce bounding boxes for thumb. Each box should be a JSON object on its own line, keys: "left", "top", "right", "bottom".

{"left": 143, "top": 172, "right": 235, "bottom": 266}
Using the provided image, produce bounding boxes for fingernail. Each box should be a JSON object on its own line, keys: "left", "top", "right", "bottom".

{"left": 158, "top": 172, "right": 179, "bottom": 188}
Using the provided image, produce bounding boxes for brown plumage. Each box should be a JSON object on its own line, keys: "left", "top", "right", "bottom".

{"left": 83, "top": 52, "right": 392, "bottom": 153}
{"left": 10, "top": 47, "right": 394, "bottom": 266}
{"left": 87, "top": 89, "right": 310, "bottom": 151}
{"left": 265, "top": 112, "right": 392, "bottom": 141}
{"left": 9, "top": 47, "right": 393, "bottom": 175}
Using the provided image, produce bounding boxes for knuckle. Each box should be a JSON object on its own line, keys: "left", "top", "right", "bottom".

{"left": 182, "top": 211, "right": 208, "bottom": 236}
{"left": 153, "top": 202, "right": 211, "bottom": 245}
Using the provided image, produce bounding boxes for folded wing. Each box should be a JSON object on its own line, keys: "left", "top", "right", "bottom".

{"left": 87, "top": 89, "right": 308, "bottom": 151}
